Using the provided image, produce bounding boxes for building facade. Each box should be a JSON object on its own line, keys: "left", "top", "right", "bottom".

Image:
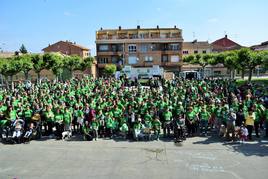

{"left": 42, "top": 40, "right": 91, "bottom": 58}
{"left": 182, "top": 41, "right": 212, "bottom": 56}
{"left": 96, "top": 26, "right": 183, "bottom": 77}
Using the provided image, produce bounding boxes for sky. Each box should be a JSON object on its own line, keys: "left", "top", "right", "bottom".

{"left": 1, "top": 0, "right": 268, "bottom": 56}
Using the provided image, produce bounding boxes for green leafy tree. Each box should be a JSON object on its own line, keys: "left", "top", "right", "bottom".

{"left": 0, "top": 57, "right": 22, "bottom": 90}
{"left": 237, "top": 48, "right": 251, "bottom": 79}
{"left": 31, "top": 54, "right": 46, "bottom": 82}
{"left": 63, "top": 55, "right": 82, "bottom": 78}
{"left": 79, "top": 56, "right": 94, "bottom": 71}
{"left": 247, "top": 51, "right": 264, "bottom": 82}
{"left": 43, "top": 53, "right": 64, "bottom": 81}
{"left": 17, "top": 54, "right": 33, "bottom": 80}
{"left": 19, "top": 44, "right": 28, "bottom": 54}
{"left": 223, "top": 51, "right": 238, "bottom": 79}
{"left": 104, "top": 64, "right": 116, "bottom": 76}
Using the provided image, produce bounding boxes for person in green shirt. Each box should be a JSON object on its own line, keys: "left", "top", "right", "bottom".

{"left": 9, "top": 106, "right": 17, "bottom": 122}
{"left": 82, "top": 121, "right": 93, "bottom": 141}
{"left": 90, "top": 117, "right": 99, "bottom": 141}
{"left": 152, "top": 116, "right": 161, "bottom": 140}
{"left": 63, "top": 107, "right": 72, "bottom": 131}
{"left": 24, "top": 105, "right": 33, "bottom": 127}
{"left": 106, "top": 114, "right": 115, "bottom": 139}
{"left": 119, "top": 122, "right": 129, "bottom": 139}
{"left": 54, "top": 108, "right": 64, "bottom": 139}
{"left": 200, "top": 107, "right": 211, "bottom": 136}
{"left": 163, "top": 108, "right": 173, "bottom": 137}
{"left": 186, "top": 106, "right": 198, "bottom": 137}
{"left": 45, "top": 105, "right": 54, "bottom": 136}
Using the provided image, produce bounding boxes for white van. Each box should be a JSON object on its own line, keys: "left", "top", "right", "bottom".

{"left": 179, "top": 71, "right": 201, "bottom": 80}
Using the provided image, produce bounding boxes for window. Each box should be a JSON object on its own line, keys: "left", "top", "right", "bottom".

{"left": 171, "top": 55, "right": 179, "bottom": 62}
{"left": 128, "top": 44, "right": 137, "bottom": 52}
{"left": 214, "top": 71, "right": 221, "bottom": 75}
{"left": 139, "top": 33, "right": 145, "bottom": 39}
{"left": 98, "top": 45, "right": 109, "bottom": 51}
{"left": 111, "top": 57, "right": 117, "bottom": 64}
{"left": 194, "top": 50, "right": 198, "bottom": 54}
{"left": 161, "top": 55, "right": 168, "bottom": 62}
{"left": 128, "top": 56, "right": 137, "bottom": 64}
{"left": 202, "top": 50, "right": 207, "bottom": 54}
{"left": 183, "top": 50, "right": 189, "bottom": 54}
{"left": 111, "top": 45, "right": 117, "bottom": 52}
{"left": 145, "top": 56, "right": 153, "bottom": 62}
{"left": 98, "top": 57, "right": 108, "bottom": 64}
{"left": 169, "top": 44, "right": 179, "bottom": 51}
{"left": 140, "top": 44, "right": 148, "bottom": 52}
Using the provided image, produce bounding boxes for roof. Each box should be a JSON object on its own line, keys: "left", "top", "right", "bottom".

{"left": 97, "top": 26, "right": 181, "bottom": 33}
{"left": 251, "top": 41, "right": 268, "bottom": 50}
{"left": 211, "top": 35, "right": 241, "bottom": 50}
{"left": 42, "top": 40, "right": 89, "bottom": 51}
{"left": 183, "top": 41, "right": 211, "bottom": 49}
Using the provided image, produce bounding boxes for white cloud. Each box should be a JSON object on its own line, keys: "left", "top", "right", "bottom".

{"left": 63, "top": 11, "right": 76, "bottom": 17}
{"left": 208, "top": 18, "right": 219, "bottom": 23}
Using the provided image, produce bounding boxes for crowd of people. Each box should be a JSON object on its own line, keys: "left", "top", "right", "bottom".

{"left": 0, "top": 75, "right": 267, "bottom": 144}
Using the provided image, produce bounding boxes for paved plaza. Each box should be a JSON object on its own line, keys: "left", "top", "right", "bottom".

{"left": 0, "top": 136, "right": 268, "bottom": 179}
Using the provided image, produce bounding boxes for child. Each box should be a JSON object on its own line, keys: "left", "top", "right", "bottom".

{"left": 240, "top": 124, "right": 248, "bottom": 143}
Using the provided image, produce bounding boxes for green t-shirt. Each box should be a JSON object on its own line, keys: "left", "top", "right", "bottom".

{"left": 24, "top": 109, "right": 33, "bottom": 119}
{"left": 200, "top": 111, "right": 210, "bottom": 121}
{"left": 152, "top": 120, "right": 161, "bottom": 130}
{"left": 54, "top": 113, "right": 63, "bottom": 122}
{"left": 187, "top": 111, "right": 196, "bottom": 122}
{"left": 45, "top": 111, "right": 54, "bottom": 122}
{"left": 10, "top": 110, "right": 17, "bottom": 121}
{"left": 63, "top": 110, "right": 72, "bottom": 124}
{"left": 163, "top": 111, "right": 172, "bottom": 121}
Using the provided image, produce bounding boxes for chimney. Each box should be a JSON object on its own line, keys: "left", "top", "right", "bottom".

{"left": 137, "top": 25, "right": 140, "bottom": 29}
{"left": 119, "top": 26, "right": 121, "bottom": 30}
{"left": 100, "top": 27, "right": 103, "bottom": 30}
{"left": 174, "top": 25, "right": 177, "bottom": 28}
{"left": 157, "top": 25, "right": 159, "bottom": 29}
{"left": 74, "top": 42, "right": 76, "bottom": 44}
{"left": 225, "top": 34, "right": 227, "bottom": 38}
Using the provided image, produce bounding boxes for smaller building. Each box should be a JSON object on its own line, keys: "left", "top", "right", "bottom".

{"left": 42, "top": 40, "right": 90, "bottom": 58}
{"left": 251, "top": 41, "right": 268, "bottom": 51}
{"left": 211, "top": 35, "right": 242, "bottom": 52}
{"left": 182, "top": 41, "right": 212, "bottom": 56}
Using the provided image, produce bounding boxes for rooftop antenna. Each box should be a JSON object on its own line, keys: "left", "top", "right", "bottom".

{"left": 193, "top": 32, "right": 196, "bottom": 40}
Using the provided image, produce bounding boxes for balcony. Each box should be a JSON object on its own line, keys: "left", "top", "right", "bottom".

{"left": 161, "top": 61, "right": 182, "bottom": 67}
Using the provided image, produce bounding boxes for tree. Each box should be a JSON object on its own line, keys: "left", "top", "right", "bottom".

{"left": 31, "top": 54, "right": 46, "bottom": 82}
{"left": 0, "top": 57, "right": 22, "bottom": 90}
{"left": 104, "top": 64, "right": 116, "bottom": 76}
{"left": 63, "top": 55, "right": 82, "bottom": 78}
{"left": 223, "top": 51, "right": 238, "bottom": 79}
{"left": 237, "top": 48, "right": 251, "bottom": 79}
{"left": 19, "top": 44, "right": 28, "bottom": 54}
{"left": 247, "top": 51, "right": 263, "bottom": 82}
{"left": 17, "top": 54, "right": 33, "bottom": 80}
{"left": 261, "top": 50, "right": 268, "bottom": 70}
{"left": 79, "top": 56, "right": 94, "bottom": 71}
{"left": 43, "top": 53, "right": 64, "bottom": 81}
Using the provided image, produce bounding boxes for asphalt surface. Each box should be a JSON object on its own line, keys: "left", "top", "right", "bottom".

{"left": 0, "top": 136, "right": 268, "bottom": 179}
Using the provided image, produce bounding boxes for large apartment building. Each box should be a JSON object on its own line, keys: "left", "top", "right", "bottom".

{"left": 95, "top": 26, "right": 183, "bottom": 77}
